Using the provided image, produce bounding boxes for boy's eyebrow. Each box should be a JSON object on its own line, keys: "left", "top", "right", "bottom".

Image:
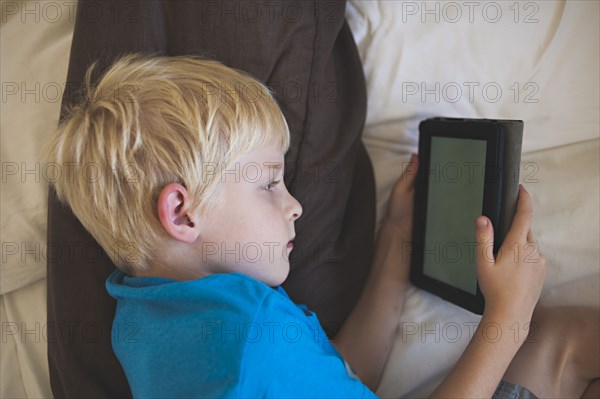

{"left": 264, "top": 162, "right": 283, "bottom": 170}
{"left": 262, "top": 162, "right": 284, "bottom": 180}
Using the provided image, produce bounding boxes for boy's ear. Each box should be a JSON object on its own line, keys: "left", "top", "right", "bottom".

{"left": 157, "top": 183, "right": 200, "bottom": 243}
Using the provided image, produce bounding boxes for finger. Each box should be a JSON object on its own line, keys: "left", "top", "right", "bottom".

{"left": 397, "top": 153, "right": 419, "bottom": 191}
{"left": 527, "top": 228, "right": 535, "bottom": 244}
{"left": 504, "top": 185, "right": 534, "bottom": 247}
{"left": 525, "top": 229, "right": 543, "bottom": 263}
{"left": 475, "top": 216, "right": 495, "bottom": 269}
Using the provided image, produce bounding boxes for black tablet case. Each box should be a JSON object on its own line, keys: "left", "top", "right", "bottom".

{"left": 496, "top": 119, "right": 524, "bottom": 247}
{"left": 413, "top": 117, "right": 523, "bottom": 314}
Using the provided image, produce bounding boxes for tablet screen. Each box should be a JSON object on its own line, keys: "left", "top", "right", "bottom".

{"left": 423, "top": 136, "right": 487, "bottom": 295}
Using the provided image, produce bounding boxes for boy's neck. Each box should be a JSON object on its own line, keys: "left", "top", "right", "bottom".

{"left": 133, "top": 264, "right": 213, "bottom": 282}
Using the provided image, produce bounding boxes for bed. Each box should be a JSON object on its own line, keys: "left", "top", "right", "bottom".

{"left": 1, "top": 0, "right": 598, "bottom": 397}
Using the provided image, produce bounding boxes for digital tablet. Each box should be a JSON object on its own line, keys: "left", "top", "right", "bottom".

{"left": 410, "top": 117, "right": 523, "bottom": 314}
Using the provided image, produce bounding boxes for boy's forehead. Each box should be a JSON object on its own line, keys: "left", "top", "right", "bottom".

{"left": 225, "top": 145, "right": 285, "bottom": 184}
{"left": 238, "top": 145, "right": 285, "bottom": 167}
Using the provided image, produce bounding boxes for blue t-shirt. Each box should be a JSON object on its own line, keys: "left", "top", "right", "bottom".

{"left": 106, "top": 270, "right": 378, "bottom": 398}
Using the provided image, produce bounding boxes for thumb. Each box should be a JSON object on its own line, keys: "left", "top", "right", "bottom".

{"left": 475, "top": 216, "right": 495, "bottom": 270}
{"left": 393, "top": 153, "right": 419, "bottom": 195}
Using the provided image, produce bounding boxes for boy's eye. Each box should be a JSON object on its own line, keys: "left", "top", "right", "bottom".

{"left": 264, "top": 180, "right": 281, "bottom": 192}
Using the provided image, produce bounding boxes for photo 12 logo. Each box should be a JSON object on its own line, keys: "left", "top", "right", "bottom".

{"left": 399, "top": 2, "right": 541, "bottom": 24}
{"left": 400, "top": 320, "right": 539, "bottom": 344}
{"left": 1, "top": 1, "right": 142, "bottom": 24}
{"left": 1, "top": 162, "right": 140, "bottom": 184}
{"left": 401, "top": 82, "right": 540, "bottom": 104}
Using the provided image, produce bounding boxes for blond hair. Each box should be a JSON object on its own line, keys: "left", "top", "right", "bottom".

{"left": 46, "top": 54, "right": 290, "bottom": 274}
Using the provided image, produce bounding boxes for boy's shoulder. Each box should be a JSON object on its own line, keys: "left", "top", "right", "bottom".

{"left": 105, "top": 270, "right": 324, "bottom": 398}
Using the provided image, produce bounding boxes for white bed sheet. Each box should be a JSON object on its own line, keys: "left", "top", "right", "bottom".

{"left": 1, "top": 0, "right": 598, "bottom": 397}
{"left": 370, "top": 139, "right": 600, "bottom": 398}
{"left": 345, "top": 0, "right": 600, "bottom": 396}
{"left": 1, "top": 279, "right": 52, "bottom": 398}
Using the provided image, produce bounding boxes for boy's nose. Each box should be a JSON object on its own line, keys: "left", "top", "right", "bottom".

{"left": 289, "top": 195, "right": 303, "bottom": 221}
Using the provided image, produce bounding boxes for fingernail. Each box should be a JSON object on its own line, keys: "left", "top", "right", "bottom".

{"left": 477, "top": 217, "right": 488, "bottom": 228}
{"left": 410, "top": 153, "right": 416, "bottom": 162}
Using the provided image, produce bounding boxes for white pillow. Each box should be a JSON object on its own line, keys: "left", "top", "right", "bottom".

{"left": 0, "top": 3, "right": 75, "bottom": 294}
{"left": 347, "top": 0, "right": 599, "bottom": 155}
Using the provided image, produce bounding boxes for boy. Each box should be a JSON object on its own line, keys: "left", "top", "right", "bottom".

{"left": 46, "top": 55, "right": 599, "bottom": 398}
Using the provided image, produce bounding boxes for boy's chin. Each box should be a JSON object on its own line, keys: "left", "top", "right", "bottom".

{"left": 261, "top": 263, "right": 290, "bottom": 287}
